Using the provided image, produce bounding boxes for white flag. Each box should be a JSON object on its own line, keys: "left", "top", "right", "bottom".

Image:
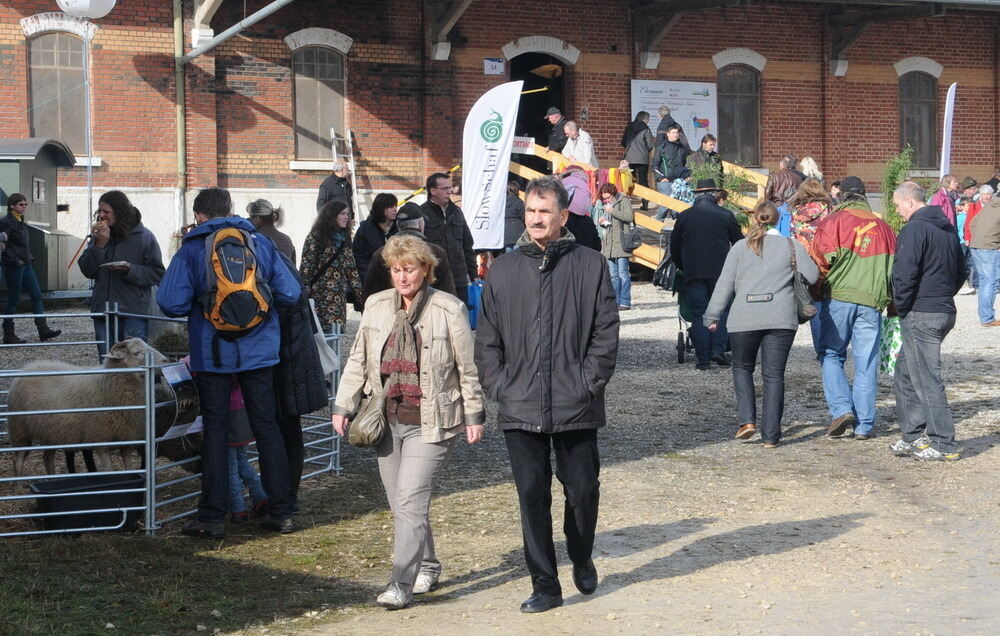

{"left": 939, "top": 82, "right": 957, "bottom": 179}
{"left": 461, "top": 81, "right": 523, "bottom": 250}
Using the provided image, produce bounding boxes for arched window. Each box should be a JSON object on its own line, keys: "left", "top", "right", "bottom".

{"left": 899, "top": 71, "right": 937, "bottom": 168}
{"left": 293, "top": 46, "right": 346, "bottom": 160}
{"left": 717, "top": 64, "right": 760, "bottom": 166}
{"left": 28, "top": 32, "right": 85, "bottom": 153}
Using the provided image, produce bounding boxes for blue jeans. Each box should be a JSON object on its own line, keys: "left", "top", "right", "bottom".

{"left": 228, "top": 445, "right": 268, "bottom": 513}
{"left": 93, "top": 317, "right": 149, "bottom": 358}
{"left": 894, "top": 311, "right": 956, "bottom": 452}
{"left": 3, "top": 263, "right": 45, "bottom": 315}
{"left": 607, "top": 257, "right": 631, "bottom": 307}
{"left": 194, "top": 367, "right": 293, "bottom": 522}
{"left": 654, "top": 180, "right": 673, "bottom": 221}
{"left": 686, "top": 279, "right": 729, "bottom": 365}
{"left": 971, "top": 248, "right": 1000, "bottom": 323}
{"left": 817, "top": 299, "right": 881, "bottom": 435}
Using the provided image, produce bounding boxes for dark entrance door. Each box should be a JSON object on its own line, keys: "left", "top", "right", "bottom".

{"left": 510, "top": 52, "right": 565, "bottom": 177}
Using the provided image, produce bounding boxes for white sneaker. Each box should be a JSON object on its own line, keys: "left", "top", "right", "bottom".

{"left": 958, "top": 286, "right": 976, "bottom": 295}
{"left": 376, "top": 582, "right": 412, "bottom": 610}
{"left": 412, "top": 570, "right": 441, "bottom": 594}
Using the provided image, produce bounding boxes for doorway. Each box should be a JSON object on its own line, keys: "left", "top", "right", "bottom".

{"left": 510, "top": 52, "right": 566, "bottom": 176}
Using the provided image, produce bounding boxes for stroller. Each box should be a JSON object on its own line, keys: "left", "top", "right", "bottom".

{"left": 652, "top": 229, "right": 694, "bottom": 363}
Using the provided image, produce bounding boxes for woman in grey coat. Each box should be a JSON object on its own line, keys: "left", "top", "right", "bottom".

{"left": 597, "top": 182, "right": 635, "bottom": 309}
{"left": 79, "top": 190, "right": 165, "bottom": 356}
{"left": 704, "top": 201, "right": 819, "bottom": 448}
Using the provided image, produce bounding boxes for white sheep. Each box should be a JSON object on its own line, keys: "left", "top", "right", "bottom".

{"left": 7, "top": 338, "right": 167, "bottom": 476}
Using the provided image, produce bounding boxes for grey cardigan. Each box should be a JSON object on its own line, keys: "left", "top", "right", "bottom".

{"left": 704, "top": 234, "right": 819, "bottom": 333}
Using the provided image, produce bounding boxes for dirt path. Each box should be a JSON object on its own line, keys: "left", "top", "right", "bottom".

{"left": 295, "top": 285, "right": 1000, "bottom": 635}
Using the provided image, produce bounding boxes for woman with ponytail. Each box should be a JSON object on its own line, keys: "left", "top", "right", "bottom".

{"left": 704, "top": 201, "right": 819, "bottom": 448}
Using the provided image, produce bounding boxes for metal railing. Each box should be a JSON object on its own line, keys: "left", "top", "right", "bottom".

{"left": 0, "top": 305, "right": 343, "bottom": 538}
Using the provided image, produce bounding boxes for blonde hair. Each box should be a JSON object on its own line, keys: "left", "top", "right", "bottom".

{"left": 381, "top": 234, "right": 439, "bottom": 285}
{"left": 799, "top": 156, "right": 822, "bottom": 181}
{"left": 746, "top": 201, "right": 779, "bottom": 257}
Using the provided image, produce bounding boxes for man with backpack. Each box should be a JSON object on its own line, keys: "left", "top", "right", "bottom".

{"left": 158, "top": 187, "right": 302, "bottom": 539}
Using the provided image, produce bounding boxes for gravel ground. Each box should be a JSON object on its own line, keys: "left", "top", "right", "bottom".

{"left": 4, "top": 287, "right": 999, "bottom": 635}
{"left": 315, "top": 283, "right": 1000, "bottom": 636}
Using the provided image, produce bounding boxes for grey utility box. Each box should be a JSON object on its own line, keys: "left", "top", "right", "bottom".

{"left": 0, "top": 138, "right": 76, "bottom": 292}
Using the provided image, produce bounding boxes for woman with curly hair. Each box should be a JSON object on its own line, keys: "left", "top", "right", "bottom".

{"left": 300, "top": 199, "right": 363, "bottom": 331}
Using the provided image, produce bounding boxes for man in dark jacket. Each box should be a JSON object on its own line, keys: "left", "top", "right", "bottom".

{"left": 889, "top": 181, "right": 967, "bottom": 461}
{"left": 361, "top": 204, "right": 456, "bottom": 303}
{"left": 420, "top": 173, "right": 477, "bottom": 306}
{"left": 652, "top": 124, "right": 690, "bottom": 221}
{"left": 316, "top": 161, "right": 353, "bottom": 212}
{"left": 670, "top": 179, "right": 744, "bottom": 369}
{"left": 504, "top": 181, "right": 525, "bottom": 250}
{"left": 686, "top": 134, "right": 723, "bottom": 180}
{"left": 475, "top": 175, "right": 619, "bottom": 614}
{"left": 655, "top": 105, "right": 690, "bottom": 152}
{"left": 545, "top": 106, "right": 568, "bottom": 153}
{"left": 621, "top": 111, "right": 656, "bottom": 209}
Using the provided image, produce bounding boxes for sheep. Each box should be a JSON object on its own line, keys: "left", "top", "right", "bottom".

{"left": 7, "top": 338, "right": 167, "bottom": 476}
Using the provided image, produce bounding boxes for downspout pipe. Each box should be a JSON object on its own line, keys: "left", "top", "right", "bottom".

{"left": 181, "top": 0, "right": 295, "bottom": 64}
{"left": 173, "top": 0, "right": 186, "bottom": 232}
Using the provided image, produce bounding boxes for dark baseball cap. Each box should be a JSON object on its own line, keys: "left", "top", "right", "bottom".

{"left": 840, "top": 176, "right": 866, "bottom": 197}
{"left": 544, "top": 106, "right": 561, "bottom": 117}
{"left": 395, "top": 202, "right": 423, "bottom": 223}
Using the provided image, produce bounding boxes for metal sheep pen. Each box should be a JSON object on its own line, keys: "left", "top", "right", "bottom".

{"left": 0, "top": 304, "right": 343, "bottom": 538}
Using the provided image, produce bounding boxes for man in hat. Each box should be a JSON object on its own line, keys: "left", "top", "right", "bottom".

{"left": 669, "top": 178, "right": 743, "bottom": 370}
{"left": 545, "top": 107, "right": 568, "bottom": 154}
{"left": 808, "top": 176, "right": 896, "bottom": 441}
{"left": 361, "top": 203, "right": 456, "bottom": 304}
{"left": 960, "top": 176, "right": 979, "bottom": 201}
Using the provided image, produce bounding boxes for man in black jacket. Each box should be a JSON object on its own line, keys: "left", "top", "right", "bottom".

{"left": 889, "top": 181, "right": 967, "bottom": 461}
{"left": 420, "top": 173, "right": 478, "bottom": 306}
{"left": 652, "top": 124, "right": 691, "bottom": 221}
{"left": 316, "top": 161, "right": 353, "bottom": 212}
{"left": 670, "top": 179, "right": 743, "bottom": 370}
{"left": 545, "top": 106, "right": 568, "bottom": 154}
{"left": 475, "top": 175, "right": 619, "bottom": 614}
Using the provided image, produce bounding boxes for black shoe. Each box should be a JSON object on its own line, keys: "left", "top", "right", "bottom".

{"left": 520, "top": 592, "right": 563, "bottom": 614}
{"left": 572, "top": 560, "right": 598, "bottom": 595}
{"left": 711, "top": 353, "right": 731, "bottom": 367}
{"left": 181, "top": 519, "right": 225, "bottom": 539}
{"left": 262, "top": 516, "right": 294, "bottom": 534}
{"left": 855, "top": 433, "right": 873, "bottom": 441}
{"left": 695, "top": 362, "right": 711, "bottom": 371}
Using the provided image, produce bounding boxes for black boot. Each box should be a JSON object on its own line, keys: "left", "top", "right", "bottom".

{"left": 34, "top": 317, "right": 61, "bottom": 341}
{"left": 2, "top": 319, "right": 26, "bottom": 344}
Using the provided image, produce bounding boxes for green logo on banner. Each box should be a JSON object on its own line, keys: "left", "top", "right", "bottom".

{"left": 480, "top": 111, "right": 503, "bottom": 143}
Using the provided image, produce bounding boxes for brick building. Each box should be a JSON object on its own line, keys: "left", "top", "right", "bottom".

{"left": 1, "top": 0, "right": 998, "bottom": 286}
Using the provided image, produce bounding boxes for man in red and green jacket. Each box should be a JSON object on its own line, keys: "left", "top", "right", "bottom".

{"left": 808, "top": 177, "right": 896, "bottom": 440}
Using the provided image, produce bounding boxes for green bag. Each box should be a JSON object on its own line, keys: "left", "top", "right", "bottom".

{"left": 878, "top": 316, "right": 902, "bottom": 375}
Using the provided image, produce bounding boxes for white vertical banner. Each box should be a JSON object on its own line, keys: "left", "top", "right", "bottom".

{"left": 939, "top": 82, "right": 957, "bottom": 179}
{"left": 462, "top": 80, "right": 523, "bottom": 250}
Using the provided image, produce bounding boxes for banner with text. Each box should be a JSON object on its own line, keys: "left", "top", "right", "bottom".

{"left": 462, "top": 80, "right": 523, "bottom": 250}
{"left": 631, "top": 80, "right": 718, "bottom": 146}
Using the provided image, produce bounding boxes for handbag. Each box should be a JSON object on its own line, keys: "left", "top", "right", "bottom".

{"left": 467, "top": 279, "right": 484, "bottom": 330}
{"left": 786, "top": 238, "right": 817, "bottom": 324}
{"left": 308, "top": 298, "right": 340, "bottom": 376}
{"left": 347, "top": 389, "right": 386, "bottom": 447}
{"left": 621, "top": 222, "right": 643, "bottom": 253}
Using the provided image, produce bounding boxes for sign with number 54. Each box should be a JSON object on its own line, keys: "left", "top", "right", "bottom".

{"left": 483, "top": 57, "right": 504, "bottom": 75}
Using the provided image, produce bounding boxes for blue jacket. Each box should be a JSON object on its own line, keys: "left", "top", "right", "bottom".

{"left": 892, "top": 205, "right": 967, "bottom": 317}
{"left": 157, "top": 217, "right": 300, "bottom": 373}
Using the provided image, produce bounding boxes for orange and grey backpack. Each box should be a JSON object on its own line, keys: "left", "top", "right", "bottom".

{"left": 200, "top": 226, "right": 273, "bottom": 366}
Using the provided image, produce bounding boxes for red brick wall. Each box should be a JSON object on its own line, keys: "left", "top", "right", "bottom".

{"left": 1, "top": 1, "right": 998, "bottom": 197}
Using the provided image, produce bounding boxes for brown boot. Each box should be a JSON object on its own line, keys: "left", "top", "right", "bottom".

{"left": 2, "top": 319, "right": 26, "bottom": 344}
{"left": 34, "top": 317, "right": 62, "bottom": 341}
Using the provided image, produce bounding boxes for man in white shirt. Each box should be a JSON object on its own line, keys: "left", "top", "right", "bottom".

{"left": 562, "top": 121, "right": 599, "bottom": 168}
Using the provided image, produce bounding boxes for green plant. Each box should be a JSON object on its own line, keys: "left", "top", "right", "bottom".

{"left": 882, "top": 147, "right": 913, "bottom": 232}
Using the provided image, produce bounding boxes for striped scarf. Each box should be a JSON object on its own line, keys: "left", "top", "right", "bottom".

{"left": 379, "top": 283, "right": 428, "bottom": 406}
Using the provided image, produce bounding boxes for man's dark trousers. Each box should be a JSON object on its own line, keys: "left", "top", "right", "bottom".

{"left": 194, "top": 366, "right": 295, "bottom": 522}
{"left": 686, "top": 278, "right": 729, "bottom": 364}
{"left": 632, "top": 164, "right": 650, "bottom": 209}
{"left": 504, "top": 429, "right": 600, "bottom": 596}
{"left": 894, "top": 311, "right": 958, "bottom": 453}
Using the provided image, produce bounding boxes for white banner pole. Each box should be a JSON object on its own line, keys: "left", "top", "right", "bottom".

{"left": 939, "top": 82, "right": 957, "bottom": 179}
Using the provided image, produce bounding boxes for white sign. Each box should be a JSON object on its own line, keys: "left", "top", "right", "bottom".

{"left": 940, "top": 82, "right": 957, "bottom": 178}
{"left": 631, "top": 79, "right": 718, "bottom": 145}
{"left": 462, "top": 80, "right": 523, "bottom": 250}
{"left": 483, "top": 57, "right": 504, "bottom": 75}
{"left": 512, "top": 136, "right": 535, "bottom": 155}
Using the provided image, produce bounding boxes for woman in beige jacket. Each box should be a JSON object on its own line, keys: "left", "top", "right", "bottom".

{"left": 332, "top": 233, "right": 485, "bottom": 610}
